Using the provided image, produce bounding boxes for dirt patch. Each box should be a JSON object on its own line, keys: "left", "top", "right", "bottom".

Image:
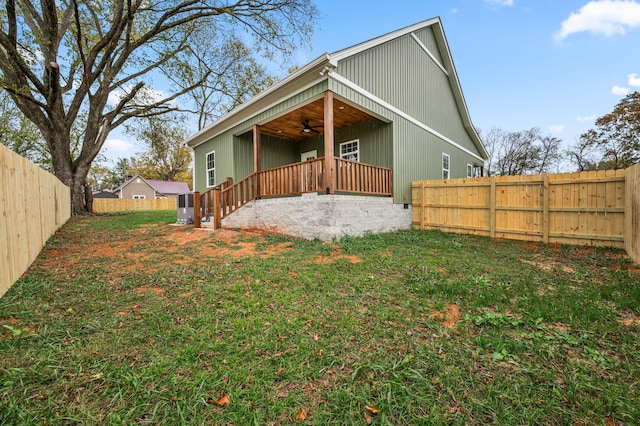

{"left": 611, "top": 263, "right": 640, "bottom": 274}
{"left": 169, "top": 229, "right": 214, "bottom": 244}
{"left": 429, "top": 304, "right": 461, "bottom": 329}
{"left": 37, "top": 225, "right": 296, "bottom": 275}
{"left": 521, "top": 258, "right": 574, "bottom": 274}
{"left": 314, "top": 246, "right": 362, "bottom": 265}
{"left": 135, "top": 287, "right": 165, "bottom": 297}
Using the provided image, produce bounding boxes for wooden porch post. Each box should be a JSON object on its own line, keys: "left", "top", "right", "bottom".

{"left": 253, "top": 124, "right": 261, "bottom": 198}
{"left": 323, "top": 91, "right": 335, "bottom": 194}
{"left": 193, "top": 191, "right": 201, "bottom": 228}
{"left": 213, "top": 187, "right": 222, "bottom": 229}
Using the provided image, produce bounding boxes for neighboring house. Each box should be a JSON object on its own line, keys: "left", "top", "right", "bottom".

{"left": 113, "top": 174, "right": 190, "bottom": 200}
{"left": 185, "top": 17, "right": 488, "bottom": 241}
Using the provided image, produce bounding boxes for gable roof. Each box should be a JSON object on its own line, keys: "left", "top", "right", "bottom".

{"left": 114, "top": 174, "right": 190, "bottom": 195}
{"left": 186, "top": 17, "right": 487, "bottom": 159}
{"left": 147, "top": 179, "right": 190, "bottom": 195}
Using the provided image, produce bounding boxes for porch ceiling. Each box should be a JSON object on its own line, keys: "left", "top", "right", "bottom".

{"left": 258, "top": 98, "right": 375, "bottom": 142}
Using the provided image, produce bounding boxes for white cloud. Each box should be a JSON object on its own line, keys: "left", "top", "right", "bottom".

{"left": 611, "top": 85, "right": 631, "bottom": 95}
{"left": 577, "top": 114, "right": 596, "bottom": 121}
{"left": 451, "top": 8, "right": 459, "bottom": 14}
{"left": 104, "top": 138, "right": 134, "bottom": 152}
{"left": 485, "top": 0, "right": 514, "bottom": 6}
{"left": 555, "top": 0, "right": 640, "bottom": 40}
{"left": 549, "top": 124, "right": 565, "bottom": 133}
{"left": 628, "top": 72, "right": 640, "bottom": 86}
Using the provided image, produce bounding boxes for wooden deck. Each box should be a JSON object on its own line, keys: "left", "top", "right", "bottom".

{"left": 194, "top": 157, "right": 392, "bottom": 228}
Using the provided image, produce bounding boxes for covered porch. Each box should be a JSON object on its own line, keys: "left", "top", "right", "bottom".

{"left": 193, "top": 90, "right": 394, "bottom": 229}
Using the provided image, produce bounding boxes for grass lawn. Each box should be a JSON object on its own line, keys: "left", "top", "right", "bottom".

{"left": 1, "top": 211, "right": 639, "bottom": 425}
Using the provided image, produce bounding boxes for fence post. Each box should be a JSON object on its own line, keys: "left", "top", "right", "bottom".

{"left": 193, "top": 192, "right": 201, "bottom": 228}
{"left": 490, "top": 177, "right": 496, "bottom": 238}
{"left": 542, "top": 175, "right": 549, "bottom": 244}
{"left": 421, "top": 181, "right": 426, "bottom": 230}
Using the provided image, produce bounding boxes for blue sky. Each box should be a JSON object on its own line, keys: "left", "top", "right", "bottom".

{"left": 103, "top": 0, "right": 640, "bottom": 168}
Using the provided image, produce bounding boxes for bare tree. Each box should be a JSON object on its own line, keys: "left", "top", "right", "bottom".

{"left": 482, "top": 127, "right": 562, "bottom": 176}
{"left": 0, "top": 0, "right": 317, "bottom": 213}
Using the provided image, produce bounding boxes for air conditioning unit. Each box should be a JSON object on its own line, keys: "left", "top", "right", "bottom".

{"left": 176, "top": 193, "right": 194, "bottom": 224}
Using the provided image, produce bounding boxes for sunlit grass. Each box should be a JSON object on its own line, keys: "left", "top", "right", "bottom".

{"left": 1, "top": 212, "right": 639, "bottom": 424}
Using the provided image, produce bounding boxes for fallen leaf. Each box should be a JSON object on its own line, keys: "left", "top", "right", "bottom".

{"left": 216, "top": 391, "right": 230, "bottom": 406}
{"left": 365, "top": 406, "right": 379, "bottom": 414}
{"left": 296, "top": 408, "right": 307, "bottom": 420}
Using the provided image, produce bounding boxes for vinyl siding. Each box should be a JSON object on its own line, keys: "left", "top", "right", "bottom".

{"left": 120, "top": 179, "right": 155, "bottom": 199}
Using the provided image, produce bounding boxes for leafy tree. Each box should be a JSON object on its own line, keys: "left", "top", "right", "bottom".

{"left": 126, "top": 113, "right": 192, "bottom": 186}
{"left": 567, "top": 91, "right": 640, "bottom": 170}
{"left": 0, "top": 90, "right": 49, "bottom": 169}
{"left": 481, "top": 126, "right": 562, "bottom": 176}
{"left": 0, "top": 0, "right": 317, "bottom": 214}
{"left": 86, "top": 163, "right": 113, "bottom": 191}
{"left": 178, "top": 29, "right": 278, "bottom": 130}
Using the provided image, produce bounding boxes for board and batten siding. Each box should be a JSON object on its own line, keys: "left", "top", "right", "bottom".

{"left": 331, "top": 26, "right": 483, "bottom": 203}
{"left": 336, "top": 26, "right": 476, "bottom": 151}
{"left": 193, "top": 133, "right": 235, "bottom": 191}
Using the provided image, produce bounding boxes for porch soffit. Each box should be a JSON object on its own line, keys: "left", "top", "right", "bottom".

{"left": 256, "top": 97, "right": 376, "bottom": 142}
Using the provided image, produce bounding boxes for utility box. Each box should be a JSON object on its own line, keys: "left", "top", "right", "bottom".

{"left": 176, "top": 193, "right": 194, "bottom": 224}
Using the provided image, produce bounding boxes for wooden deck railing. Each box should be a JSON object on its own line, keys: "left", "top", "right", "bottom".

{"left": 259, "top": 158, "right": 325, "bottom": 196}
{"left": 335, "top": 158, "right": 392, "bottom": 196}
{"left": 195, "top": 157, "right": 391, "bottom": 228}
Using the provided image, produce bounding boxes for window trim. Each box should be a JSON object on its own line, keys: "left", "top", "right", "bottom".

{"left": 133, "top": 194, "right": 146, "bottom": 199}
{"left": 442, "top": 153, "right": 450, "bottom": 179}
{"left": 467, "top": 163, "right": 473, "bottom": 178}
{"left": 206, "top": 150, "right": 216, "bottom": 188}
{"left": 339, "top": 139, "right": 360, "bottom": 162}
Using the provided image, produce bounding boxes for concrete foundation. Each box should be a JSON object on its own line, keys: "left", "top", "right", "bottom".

{"left": 220, "top": 194, "right": 412, "bottom": 242}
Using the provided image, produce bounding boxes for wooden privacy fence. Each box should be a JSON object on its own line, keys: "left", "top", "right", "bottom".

{"left": 93, "top": 198, "right": 176, "bottom": 212}
{"left": 412, "top": 168, "right": 633, "bottom": 251}
{"left": 1, "top": 144, "right": 71, "bottom": 298}
{"left": 626, "top": 163, "right": 640, "bottom": 263}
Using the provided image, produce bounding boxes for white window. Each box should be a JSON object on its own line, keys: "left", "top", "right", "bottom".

{"left": 467, "top": 163, "right": 473, "bottom": 178}
{"left": 133, "top": 194, "right": 146, "bottom": 199}
{"left": 206, "top": 151, "right": 216, "bottom": 187}
{"left": 442, "top": 153, "right": 450, "bottom": 179}
{"left": 340, "top": 139, "right": 359, "bottom": 162}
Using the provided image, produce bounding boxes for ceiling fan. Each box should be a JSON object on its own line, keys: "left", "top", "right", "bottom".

{"left": 300, "top": 120, "right": 322, "bottom": 134}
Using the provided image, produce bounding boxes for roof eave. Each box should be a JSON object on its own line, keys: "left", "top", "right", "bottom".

{"left": 186, "top": 54, "right": 333, "bottom": 149}
{"left": 328, "top": 17, "right": 441, "bottom": 64}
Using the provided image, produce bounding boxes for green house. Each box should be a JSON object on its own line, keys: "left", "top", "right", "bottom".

{"left": 185, "top": 17, "right": 488, "bottom": 241}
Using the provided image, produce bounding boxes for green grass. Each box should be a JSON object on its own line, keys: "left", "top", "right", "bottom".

{"left": 1, "top": 211, "right": 639, "bottom": 424}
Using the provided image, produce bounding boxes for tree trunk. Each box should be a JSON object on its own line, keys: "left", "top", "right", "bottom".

{"left": 45, "top": 129, "right": 93, "bottom": 215}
